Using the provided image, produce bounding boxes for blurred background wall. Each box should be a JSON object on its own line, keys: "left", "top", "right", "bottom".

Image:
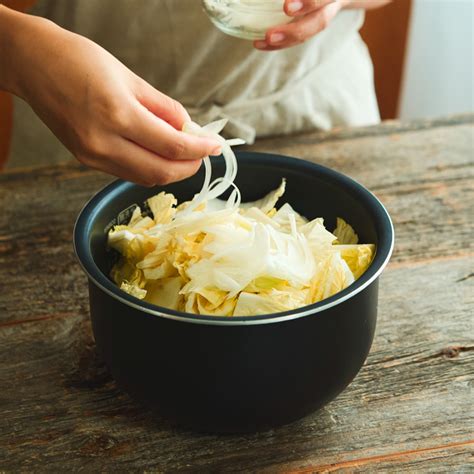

{"left": 399, "top": 0, "right": 474, "bottom": 119}
{"left": 362, "top": 0, "right": 474, "bottom": 120}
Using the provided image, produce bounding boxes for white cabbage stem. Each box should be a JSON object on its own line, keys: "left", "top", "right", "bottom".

{"left": 180, "top": 120, "right": 244, "bottom": 215}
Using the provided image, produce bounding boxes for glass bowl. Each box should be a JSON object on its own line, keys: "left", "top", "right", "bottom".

{"left": 202, "top": 0, "right": 292, "bottom": 40}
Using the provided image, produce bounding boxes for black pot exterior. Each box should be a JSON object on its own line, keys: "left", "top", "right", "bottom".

{"left": 89, "top": 278, "right": 378, "bottom": 433}
{"left": 74, "top": 152, "right": 394, "bottom": 433}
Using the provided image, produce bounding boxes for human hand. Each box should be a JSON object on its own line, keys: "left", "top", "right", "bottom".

{"left": 254, "top": 0, "right": 346, "bottom": 51}
{"left": 0, "top": 7, "right": 221, "bottom": 186}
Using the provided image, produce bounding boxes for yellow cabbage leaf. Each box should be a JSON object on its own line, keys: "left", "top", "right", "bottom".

{"left": 309, "top": 252, "right": 355, "bottom": 303}
{"left": 337, "top": 244, "right": 375, "bottom": 279}
{"left": 147, "top": 192, "right": 177, "bottom": 224}
{"left": 145, "top": 276, "right": 184, "bottom": 310}
{"left": 233, "top": 288, "right": 309, "bottom": 316}
{"left": 333, "top": 217, "right": 359, "bottom": 244}
{"left": 120, "top": 282, "right": 147, "bottom": 300}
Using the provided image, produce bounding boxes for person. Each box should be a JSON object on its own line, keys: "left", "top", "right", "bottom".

{"left": 0, "top": 0, "right": 391, "bottom": 186}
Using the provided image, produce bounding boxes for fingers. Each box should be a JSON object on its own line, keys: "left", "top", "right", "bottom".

{"left": 79, "top": 134, "right": 203, "bottom": 187}
{"left": 284, "top": 0, "right": 337, "bottom": 16}
{"left": 134, "top": 80, "right": 190, "bottom": 130}
{"left": 255, "top": 2, "right": 341, "bottom": 50}
{"left": 129, "top": 81, "right": 222, "bottom": 161}
{"left": 119, "top": 99, "right": 221, "bottom": 162}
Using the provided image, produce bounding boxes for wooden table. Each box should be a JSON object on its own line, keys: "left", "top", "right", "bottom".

{"left": 1, "top": 115, "right": 473, "bottom": 472}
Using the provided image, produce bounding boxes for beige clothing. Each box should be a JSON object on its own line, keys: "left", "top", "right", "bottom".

{"left": 9, "top": 0, "right": 380, "bottom": 168}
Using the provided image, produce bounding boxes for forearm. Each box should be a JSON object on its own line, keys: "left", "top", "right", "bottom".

{"left": 343, "top": 0, "right": 392, "bottom": 10}
{"left": 0, "top": 5, "right": 59, "bottom": 98}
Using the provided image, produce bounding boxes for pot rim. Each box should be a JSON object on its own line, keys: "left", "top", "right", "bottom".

{"left": 74, "top": 152, "right": 394, "bottom": 326}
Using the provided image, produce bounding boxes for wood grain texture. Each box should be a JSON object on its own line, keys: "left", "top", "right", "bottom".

{"left": 0, "top": 115, "right": 473, "bottom": 471}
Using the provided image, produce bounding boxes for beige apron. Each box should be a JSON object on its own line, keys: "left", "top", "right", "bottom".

{"left": 9, "top": 0, "right": 380, "bottom": 168}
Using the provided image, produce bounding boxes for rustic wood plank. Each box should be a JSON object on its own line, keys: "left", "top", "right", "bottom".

{"left": 252, "top": 113, "right": 473, "bottom": 147}
{"left": 0, "top": 166, "right": 111, "bottom": 324}
{"left": 285, "top": 440, "right": 474, "bottom": 473}
{"left": 0, "top": 116, "right": 473, "bottom": 471}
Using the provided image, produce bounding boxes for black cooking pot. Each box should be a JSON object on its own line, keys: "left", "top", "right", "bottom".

{"left": 74, "top": 152, "right": 394, "bottom": 433}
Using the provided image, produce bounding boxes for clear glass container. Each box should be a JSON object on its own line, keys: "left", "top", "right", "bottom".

{"left": 202, "top": 0, "right": 292, "bottom": 40}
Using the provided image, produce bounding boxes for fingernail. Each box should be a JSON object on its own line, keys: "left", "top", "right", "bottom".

{"left": 255, "top": 40, "right": 268, "bottom": 49}
{"left": 287, "top": 1, "right": 303, "bottom": 13}
{"left": 270, "top": 32, "right": 285, "bottom": 44}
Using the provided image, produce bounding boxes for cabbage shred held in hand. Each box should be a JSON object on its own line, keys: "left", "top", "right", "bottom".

{"left": 108, "top": 120, "right": 375, "bottom": 316}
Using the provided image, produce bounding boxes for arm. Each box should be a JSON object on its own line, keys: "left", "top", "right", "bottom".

{"left": 255, "top": 0, "right": 393, "bottom": 51}
{"left": 0, "top": 5, "right": 220, "bottom": 185}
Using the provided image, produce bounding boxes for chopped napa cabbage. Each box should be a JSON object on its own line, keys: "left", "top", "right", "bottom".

{"left": 120, "top": 281, "right": 147, "bottom": 300}
{"left": 142, "top": 259, "right": 176, "bottom": 281}
{"left": 147, "top": 192, "right": 177, "bottom": 224}
{"left": 108, "top": 227, "right": 155, "bottom": 263}
{"left": 234, "top": 287, "right": 309, "bottom": 316}
{"left": 244, "top": 276, "right": 288, "bottom": 293}
{"left": 337, "top": 244, "right": 375, "bottom": 279}
{"left": 334, "top": 217, "right": 359, "bottom": 244}
{"left": 197, "top": 294, "right": 236, "bottom": 316}
{"left": 272, "top": 203, "right": 308, "bottom": 230}
{"left": 145, "top": 276, "right": 183, "bottom": 310}
{"left": 240, "top": 179, "right": 286, "bottom": 214}
{"left": 309, "top": 252, "right": 355, "bottom": 303}
{"left": 300, "top": 218, "right": 337, "bottom": 253}
{"left": 129, "top": 206, "right": 143, "bottom": 226}
{"left": 108, "top": 119, "right": 375, "bottom": 315}
{"left": 234, "top": 292, "right": 291, "bottom": 316}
